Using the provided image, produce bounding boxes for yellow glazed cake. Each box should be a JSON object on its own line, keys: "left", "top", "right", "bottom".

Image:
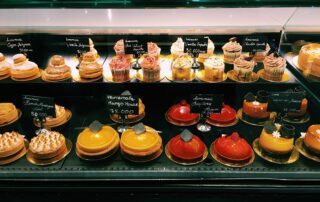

{"left": 77, "top": 125, "right": 120, "bottom": 156}
{"left": 0, "top": 103, "right": 19, "bottom": 125}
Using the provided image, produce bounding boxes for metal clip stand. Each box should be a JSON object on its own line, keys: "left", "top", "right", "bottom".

{"left": 196, "top": 111, "right": 211, "bottom": 132}
{"left": 191, "top": 53, "right": 200, "bottom": 73}
{"left": 131, "top": 53, "right": 142, "bottom": 73}
{"left": 35, "top": 116, "right": 49, "bottom": 135}
{"left": 117, "top": 114, "right": 128, "bottom": 133}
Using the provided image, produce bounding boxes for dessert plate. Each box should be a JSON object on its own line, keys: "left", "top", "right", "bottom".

{"left": 196, "top": 69, "right": 227, "bottom": 83}
{"left": 166, "top": 71, "right": 196, "bottom": 82}
{"left": 165, "top": 111, "right": 200, "bottom": 127}
{"left": 0, "top": 109, "right": 22, "bottom": 128}
{"left": 165, "top": 143, "right": 208, "bottom": 166}
{"left": 33, "top": 109, "right": 72, "bottom": 128}
{"left": 11, "top": 70, "right": 42, "bottom": 82}
{"left": 257, "top": 69, "right": 291, "bottom": 83}
{"left": 110, "top": 112, "right": 145, "bottom": 124}
{"left": 283, "top": 112, "right": 310, "bottom": 124}
{"left": 0, "top": 139, "right": 29, "bottom": 165}
{"left": 103, "top": 69, "right": 136, "bottom": 83}
{"left": 237, "top": 108, "right": 276, "bottom": 126}
{"left": 76, "top": 145, "right": 119, "bottom": 161}
{"left": 121, "top": 146, "right": 163, "bottom": 163}
{"left": 227, "top": 70, "right": 259, "bottom": 83}
{"left": 210, "top": 141, "right": 254, "bottom": 167}
{"left": 253, "top": 138, "right": 299, "bottom": 164}
{"left": 295, "top": 137, "right": 320, "bottom": 163}
{"left": 26, "top": 138, "right": 72, "bottom": 166}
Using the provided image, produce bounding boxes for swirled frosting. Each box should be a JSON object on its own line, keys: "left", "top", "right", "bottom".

{"left": 234, "top": 55, "right": 255, "bottom": 69}
{"left": 114, "top": 39, "right": 124, "bottom": 53}
{"left": 172, "top": 56, "right": 192, "bottom": 69}
{"left": 170, "top": 38, "right": 184, "bottom": 53}
{"left": 141, "top": 55, "right": 160, "bottom": 70}
{"left": 203, "top": 56, "right": 224, "bottom": 69}
{"left": 222, "top": 39, "right": 242, "bottom": 52}
{"left": 263, "top": 53, "right": 286, "bottom": 68}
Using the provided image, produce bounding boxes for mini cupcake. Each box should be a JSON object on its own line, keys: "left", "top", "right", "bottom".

{"left": 222, "top": 37, "right": 242, "bottom": 64}
{"left": 254, "top": 43, "right": 271, "bottom": 62}
{"left": 171, "top": 55, "right": 192, "bottom": 80}
{"left": 203, "top": 56, "right": 225, "bottom": 81}
{"left": 263, "top": 53, "right": 286, "bottom": 81}
{"left": 233, "top": 55, "right": 255, "bottom": 81}
{"left": 109, "top": 55, "right": 131, "bottom": 82}
{"left": 170, "top": 38, "right": 185, "bottom": 60}
{"left": 147, "top": 42, "right": 161, "bottom": 59}
{"left": 198, "top": 37, "right": 215, "bottom": 61}
{"left": 141, "top": 55, "right": 160, "bottom": 82}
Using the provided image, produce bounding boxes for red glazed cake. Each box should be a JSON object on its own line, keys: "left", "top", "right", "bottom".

{"left": 214, "top": 132, "right": 252, "bottom": 162}
{"left": 168, "top": 132, "right": 206, "bottom": 162}
{"left": 166, "top": 100, "right": 200, "bottom": 125}
{"left": 208, "top": 104, "right": 237, "bottom": 125}
{"left": 242, "top": 91, "right": 270, "bottom": 123}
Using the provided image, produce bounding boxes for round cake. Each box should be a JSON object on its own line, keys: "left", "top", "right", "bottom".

{"left": 0, "top": 103, "right": 19, "bottom": 125}
{"left": 77, "top": 125, "right": 119, "bottom": 157}
{"left": 29, "top": 131, "right": 66, "bottom": 160}
{"left": 167, "top": 100, "right": 199, "bottom": 125}
{"left": 243, "top": 91, "right": 270, "bottom": 122}
{"left": 304, "top": 125, "right": 320, "bottom": 154}
{"left": 214, "top": 132, "right": 252, "bottom": 161}
{"left": 0, "top": 131, "right": 25, "bottom": 158}
{"left": 208, "top": 104, "right": 237, "bottom": 125}
{"left": 298, "top": 43, "right": 320, "bottom": 77}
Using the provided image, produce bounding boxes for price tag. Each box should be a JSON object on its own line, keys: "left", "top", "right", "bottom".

{"left": 190, "top": 94, "right": 223, "bottom": 115}
{"left": 183, "top": 37, "right": 208, "bottom": 56}
{"left": 106, "top": 95, "right": 139, "bottom": 115}
{"left": 65, "top": 37, "right": 90, "bottom": 54}
{"left": 22, "top": 95, "right": 55, "bottom": 119}
{"left": 267, "top": 92, "right": 304, "bottom": 113}
{"left": 6, "top": 36, "right": 33, "bottom": 55}
{"left": 124, "top": 38, "right": 147, "bottom": 56}
{"left": 242, "top": 35, "right": 267, "bottom": 53}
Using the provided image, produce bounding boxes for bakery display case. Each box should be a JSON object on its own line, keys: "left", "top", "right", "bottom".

{"left": 1, "top": 7, "right": 320, "bottom": 197}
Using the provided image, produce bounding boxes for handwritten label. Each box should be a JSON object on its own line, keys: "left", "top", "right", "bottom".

{"left": 22, "top": 95, "right": 55, "bottom": 119}
{"left": 106, "top": 95, "right": 139, "bottom": 115}
{"left": 6, "top": 36, "right": 33, "bottom": 54}
{"left": 267, "top": 92, "right": 304, "bottom": 113}
{"left": 242, "top": 35, "right": 267, "bottom": 53}
{"left": 124, "top": 39, "right": 147, "bottom": 56}
{"left": 184, "top": 37, "right": 208, "bottom": 56}
{"left": 65, "top": 37, "right": 90, "bottom": 53}
{"left": 190, "top": 94, "right": 223, "bottom": 115}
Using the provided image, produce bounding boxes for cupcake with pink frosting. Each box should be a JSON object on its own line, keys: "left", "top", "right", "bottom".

{"left": 222, "top": 37, "right": 242, "bottom": 64}
{"left": 109, "top": 56, "right": 131, "bottom": 82}
{"left": 141, "top": 55, "right": 160, "bottom": 82}
{"left": 147, "top": 42, "right": 161, "bottom": 59}
{"left": 263, "top": 53, "right": 286, "bottom": 81}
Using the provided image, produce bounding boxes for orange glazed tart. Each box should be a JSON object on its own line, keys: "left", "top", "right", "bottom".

{"left": 120, "top": 123, "right": 162, "bottom": 162}
{"left": 304, "top": 125, "right": 320, "bottom": 155}
{"left": 214, "top": 132, "right": 252, "bottom": 162}
{"left": 168, "top": 130, "right": 206, "bottom": 163}
{"left": 242, "top": 91, "right": 270, "bottom": 124}
{"left": 166, "top": 100, "right": 200, "bottom": 126}
{"left": 208, "top": 103, "right": 237, "bottom": 126}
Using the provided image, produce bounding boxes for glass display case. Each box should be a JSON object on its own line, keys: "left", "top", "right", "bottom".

{"left": 1, "top": 6, "right": 320, "bottom": 198}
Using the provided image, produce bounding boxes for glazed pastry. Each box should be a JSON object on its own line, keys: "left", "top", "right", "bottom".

{"left": 10, "top": 54, "right": 40, "bottom": 80}
{"left": 168, "top": 130, "right": 206, "bottom": 163}
{"left": 222, "top": 37, "right": 242, "bottom": 64}
{"left": 253, "top": 43, "right": 271, "bottom": 62}
{"left": 44, "top": 104, "right": 68, "bottom": 127}
{"left": 242, "top": 91, "right": 270, "bottom": 122}
{"left": 79, "top": 52, "right": 103, "bottom": 79}
{"left": 233, "top": 55, "right": 255, "bottom": 81}
{"left": 198, "top": 37, "right": 215, "bottom": 61}
{"left": 259, "top": 122, "right": 295, "bottom": 155}
{"left": 147, "top": 42, "right": 161, "bottom": 59}
{"left": 0, "top": 103, "right": 19, "bottom": 125}
{"left": 170, "top": 38, "right": 185, "bottom": 60}
{"left": 297, "top": 43, "right": 320, "bottom": 77}
{"left": 214, "top": 132, "right": 252, "bottom": 162}
{"left": 111, "top": 98, "right": 145, "bottom": 122}
{"left": 0, "top": 53, "right": 12, "bottom": 77}
{"left": 77, "top": 125, "right": 120, "bottom": 157}
{"left": 287, "top": 87, "right": 308, "bottom": 118}
{"left": 0, "top": 131, "right": 24, "bottom": 158}
{"left": 29, "top": 131, "right": 66, "bottom": 160}
{"left": 141, "top": 55, "right": 160, "bottom": 82}
{"left": 203, "top": 56, "right": 225, "bottom": 81}
{"left": 43, "top": 55, "right": 71, "bottom": 81}
{"left": 263, "top": 53, "right": 286, "bottom": 81}
{"left": 171, "top": 55, "right": 192, "bottom": 80}
{"left": 109, "top": 55, "right": 131, "bottom": 82}
{"left": 208, "top": 104, "right": 237, "bottom": 125}
{"left": 167, "top": 100, "right": 200, "bottom": 125}
{"left": 304, "top": 125, "right": 320, "bottom": 154}
{"left": 120, "top": 124, "right": 162, "bottom": 160}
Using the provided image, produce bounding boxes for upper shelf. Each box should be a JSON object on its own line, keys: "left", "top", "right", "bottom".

{"left": 0, "top": 8, "right": 296, "bottom": 34}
